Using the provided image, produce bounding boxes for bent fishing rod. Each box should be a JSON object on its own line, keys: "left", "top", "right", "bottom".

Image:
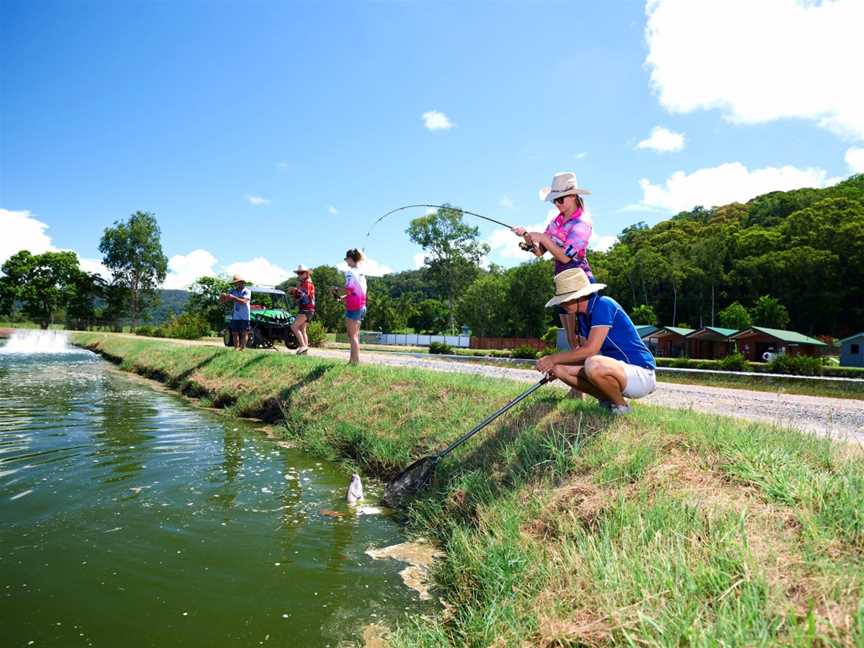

{"left": 365, "top": 204, "right": 537, "bottom": 252}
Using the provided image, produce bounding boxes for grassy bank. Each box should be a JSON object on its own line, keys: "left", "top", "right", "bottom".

{"left": 73, "top": 332, "right": 864, "bottom": 646}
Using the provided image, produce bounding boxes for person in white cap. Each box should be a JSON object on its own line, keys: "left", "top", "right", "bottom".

{"left": 512, "top": 172, "right": 595, "bottom": 363}
{"left": 536, "top": 268, "right": 656, "bottom": 415}
{"left": 290, "top": 264, "right": 315, "bottom": 354}
{"left": 220, "top": 275, "right": 251, "bottom": 351}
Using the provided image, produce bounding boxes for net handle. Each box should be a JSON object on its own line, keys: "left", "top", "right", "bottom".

{"left": 438, "top": 375, "right": 552, "bottom": 459}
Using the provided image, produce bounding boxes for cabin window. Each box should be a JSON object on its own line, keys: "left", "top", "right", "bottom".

{"left": 852, "top": 344, "right": 860, "bottom": 355}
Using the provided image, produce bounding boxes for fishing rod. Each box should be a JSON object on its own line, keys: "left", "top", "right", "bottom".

{"left": 365, "top": 204, "right": 536, "bottom": 252}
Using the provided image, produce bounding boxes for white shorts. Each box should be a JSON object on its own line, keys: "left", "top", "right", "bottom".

{"left": 621, "top": 363, "right": 656, "bottom": 399}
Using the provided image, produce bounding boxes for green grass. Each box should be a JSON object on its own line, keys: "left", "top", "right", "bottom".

{"left": 72, "top": 332, "right": 864, "bottom": 647}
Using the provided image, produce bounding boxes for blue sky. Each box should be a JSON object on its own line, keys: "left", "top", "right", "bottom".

{"left": 2, "top": 0, "right": 862, "bottom": 288}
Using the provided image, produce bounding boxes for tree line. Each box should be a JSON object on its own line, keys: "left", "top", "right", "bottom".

{"left": 2, "top": 175, "right": 862, "bottom": 339}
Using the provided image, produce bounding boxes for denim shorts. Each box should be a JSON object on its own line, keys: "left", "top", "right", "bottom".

{"left": 297, "top": 310, "right": 315, "bottom": 321}
{"left": 345, "top": 307, "right": 366, "bottom": 321}
{"left": 229, "top": 319, "right": 251, "bottom": 333}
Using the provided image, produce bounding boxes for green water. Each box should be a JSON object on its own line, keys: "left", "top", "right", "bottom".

{"left": 0, "top": 345, "right": 427, "bottom": 647}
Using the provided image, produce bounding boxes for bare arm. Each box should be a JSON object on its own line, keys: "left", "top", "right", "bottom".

{"left": 536, "top": 326, "right": 610, "bottom": 373}
{"left": 525, "top": 232, "right": 571, "bottom": 264}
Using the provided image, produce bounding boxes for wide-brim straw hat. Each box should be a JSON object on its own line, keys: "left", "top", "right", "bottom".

{"left": 294, "top": 264, "right": 311, "bottom": 274}
{"left": 539, "top": 171, "right": 591, "bottom": 202}
{"left": 545, "top": 268, "right": 605, "bottom": 308}
{"left": 231, "top": 274, "right": 246, "bottom": 284}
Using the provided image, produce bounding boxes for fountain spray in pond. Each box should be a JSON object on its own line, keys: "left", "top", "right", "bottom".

{"left": 1, "top": 330, "right": 77, "bottom": 354}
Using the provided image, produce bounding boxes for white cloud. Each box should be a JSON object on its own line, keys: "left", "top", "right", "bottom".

{"left": 636, "top": 126, "right": 685, "bottom": 152}
{"left": 0, "top": 209, "right": 111, "bottom": 279}
{"left": 336, "top": 256, "right": 392, "bottom": 277}
{"left": 225, "top": 257, "right": 291, "bottom": 285}
{"left": 413, "top": 253, "right": 427, "bottom": 269}
{"left": 246, "top": 195, "right": 271, "bottom": 206}
{"left": 0, "top": 209, "right": 55, "bottom": 264}
{"left": 78, "top": 257, "right": 111, "bottom": 280}
{"left": 574, "top": 152, "right": 588, "bottom": 160}
{"left": 846, "top": 147, "right": 864, "bottom": 173}
{"left": 328, "top": 205, "right": 339, "bottom": 215}
{"left": 163, "top": 249, "right": 218, "bottom": 290}
{"left": 638, "top": 162, "right": 830, "bottom": 213}
{"left": 422, "top": 110, "right": 454, "bottom": 131}
{"left": 590, "top": 233, "right": 617, "bottom": 252}
{"left": 277, "top": 161, "right": 289, "bottom": 170}
{"left": 645, "top": 0, "right": 864, "bottom": 140}
{"left": 499, "top": 195, "right": 514, "bottom": 209}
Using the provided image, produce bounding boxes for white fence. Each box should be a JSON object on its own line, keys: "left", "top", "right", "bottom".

{"left": 377, "top": 333, "right": 471, "bottom": 348}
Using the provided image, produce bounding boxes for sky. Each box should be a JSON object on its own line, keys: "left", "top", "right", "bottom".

{"left": 2, "top": 0, "right": 863, "bottom": 289}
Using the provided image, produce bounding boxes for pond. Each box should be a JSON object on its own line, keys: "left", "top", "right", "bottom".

{"left": 1, "top": 333, "right": 428, "bottom": 647}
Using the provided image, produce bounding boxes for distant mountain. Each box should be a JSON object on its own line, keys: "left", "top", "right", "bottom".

{"left": 144, "top": 289, "right": 191, "bottom": 324}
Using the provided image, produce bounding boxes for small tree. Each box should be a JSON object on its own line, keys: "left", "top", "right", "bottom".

{"left": 407, "top": 205, "right": 489, "bottom": 332}
{"left": 0, "top": 250, "right": 90, "bottom": 328}
{"left": 187, "top": 276, "right": 232, "bottom": 332}
{"left": 630, "top": 304, "right": 658, "bottom": 325}
{"left": 455, "top": 273, "right": 510, "bottom": 337}
{"left": 99, "top": 211, "right": 168, "bottom": 327}
{"left": 750, "top": 295, "right": 790, "bottom": 330}
{"left": 718, "top": 301, "right": 752, "bottom": 330}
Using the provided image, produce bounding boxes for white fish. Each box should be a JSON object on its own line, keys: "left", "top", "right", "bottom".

{"left": 346, "top": 473, "right": 364, "bottom": 504}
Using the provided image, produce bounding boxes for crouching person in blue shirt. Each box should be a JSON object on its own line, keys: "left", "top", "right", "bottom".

{"left": 536, "top": 268, "right": 656, "bottom": 415}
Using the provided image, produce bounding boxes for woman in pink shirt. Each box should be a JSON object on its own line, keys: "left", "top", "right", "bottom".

{"left": 513, "top": 172, "right": 594, "bottom": 366}
{"left": 334, "top": 248, "right": 367, "bottom": 365}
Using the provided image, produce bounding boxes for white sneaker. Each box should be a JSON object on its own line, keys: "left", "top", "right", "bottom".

{"left": 610, "top": 404, "right": 632, "bottom": 416}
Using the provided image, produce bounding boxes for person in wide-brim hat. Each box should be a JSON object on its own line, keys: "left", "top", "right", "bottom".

{"left": 512, "top": 171, "right": 597, "bottom": 371}
{"left": 222, "top": 275, "right": 251, "bottom": 351}
{"left": 533, "top": 268, "right": 657, "bottom": 416}
{"left": 290, "top": 264, "right": 315, "bottom": 355}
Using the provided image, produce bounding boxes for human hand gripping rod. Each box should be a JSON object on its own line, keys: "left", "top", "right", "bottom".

{"left": 382, "top": 374, "right": 553, "bottom": 507}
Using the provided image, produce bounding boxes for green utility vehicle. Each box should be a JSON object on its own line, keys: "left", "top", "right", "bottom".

{"left": 223, "top": 285, "right": 299, "bottom": 349}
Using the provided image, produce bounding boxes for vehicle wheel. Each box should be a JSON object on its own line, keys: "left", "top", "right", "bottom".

{"left": 223, "top": 330, "right": 233, "bottom": 347}
{"left": 285, "top": 331, "right": 299, "bottom": 350}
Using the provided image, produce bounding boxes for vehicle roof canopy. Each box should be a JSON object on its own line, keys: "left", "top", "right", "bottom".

{"left": 248, "top": 285, "right": 287, "bottom": 295}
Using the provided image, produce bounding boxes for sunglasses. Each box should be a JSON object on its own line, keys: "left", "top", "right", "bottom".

{"left": 553, "top": 196, "right": 570, "bottom": 205}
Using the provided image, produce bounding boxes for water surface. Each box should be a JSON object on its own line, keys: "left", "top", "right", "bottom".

{"left": 1, "top": 339, "right": 425, "bottom": 646}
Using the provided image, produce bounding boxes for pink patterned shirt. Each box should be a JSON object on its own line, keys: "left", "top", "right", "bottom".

{"left": 543, "top": 207, "right": 594, "bottom": 277}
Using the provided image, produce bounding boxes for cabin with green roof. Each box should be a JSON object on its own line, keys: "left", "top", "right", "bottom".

{"left": 686, "top": 327, "right": 739, "bottom": 359}
{"left": 730, "top": 326, "right": 827, "bottom": 362}
{"left": 648, "top": 326, "right": 695, "bottom": 358}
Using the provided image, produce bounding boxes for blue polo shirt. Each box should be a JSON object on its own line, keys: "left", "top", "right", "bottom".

{"left": 576, "top": 294, "right": 656, "bottom": 370}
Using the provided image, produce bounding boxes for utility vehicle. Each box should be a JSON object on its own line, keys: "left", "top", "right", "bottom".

{"left": 223, "top": 285, "right": 299, "bottom": 349}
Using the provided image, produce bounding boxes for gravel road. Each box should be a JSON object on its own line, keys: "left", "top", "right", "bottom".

{"left": 306, "top": 347, "right": 864, "bottom": 443}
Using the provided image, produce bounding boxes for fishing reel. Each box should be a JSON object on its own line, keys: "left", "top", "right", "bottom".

{"left": 519, "top": 241, "right": 538, "bottom": 253}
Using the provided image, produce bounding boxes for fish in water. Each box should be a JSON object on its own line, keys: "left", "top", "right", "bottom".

{"left": 346, "top": 473, "right": 364, "bottom": 504}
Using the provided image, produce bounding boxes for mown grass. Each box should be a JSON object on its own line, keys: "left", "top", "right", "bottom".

{"left": 73, "top": 332, "right": 864, "bottom": 647}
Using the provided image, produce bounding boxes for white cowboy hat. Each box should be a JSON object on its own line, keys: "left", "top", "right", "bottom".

{"left": 294, "top": 264, "right": 311, "bottom": 274}
{"left": 545, "top": 268, "right": 605, "bottom": 308}
{"left": 230, "top": 274, "right": 246, "bottom": 284}
{"left": 539, "top": 171, "right": 591, "bottom": 202}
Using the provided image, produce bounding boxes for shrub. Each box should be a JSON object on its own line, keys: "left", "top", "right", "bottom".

{"left": 429, "top": 341, "right": 453, "bottom": 355}
{"left": 768, "top": 354, "right": 824, "bottom": 376}
{"left": 159, "top": 313, "right": 210, "bottom": 340}
{"left": 671, "top": 356, "right": 692, "bottom": 368}
{"left": 135, "top": 325, "right": 158, "bottom": 337}
{"left": 306, "top": 320, "right": 327, "bottom": 347}
{"left": 718, "top": 352, "right": 750, "bottom": 372}
{"left": 510, "top": 344, "right": 539, "bottom": 360}
{"left": 540, "top": 326, "right": 559, "bottom": 348}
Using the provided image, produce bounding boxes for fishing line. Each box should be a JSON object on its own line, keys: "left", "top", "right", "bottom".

{"left": 364, "top": 204, "right": 535, "bottom": 252}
